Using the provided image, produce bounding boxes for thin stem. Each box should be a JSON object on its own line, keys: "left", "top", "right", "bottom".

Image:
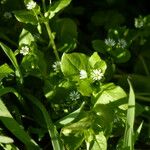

{"left": 136, "top": 95, "right": 150, "bottom": 102}
{"left": 45, "top": 22, "right": 60, "bottom": 61}
{"left": 139, "top": 55, "right": 150, "bottom": 76}
{"left": 136, "top": 92, "right": 150, "bottom": 96}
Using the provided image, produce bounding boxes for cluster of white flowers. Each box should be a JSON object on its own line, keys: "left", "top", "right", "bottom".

{"left": 117, "top": 39, "right": 127, "bottom": 49}
{"left": 3, "top": 12, "right": 12, "bottom": 19}
{"left": 20, "top": 46, "right": 30, "bottom": 56}
{"left": 79, "top": 69, "right": 104, "bottom": 81}
{"left": 105, "top": 38, "right": 116, "bottom": 47}
{"left": 52, "top": 61, "right": 61, "bottom": 72}
{"left": 105, "top": 38, "right": 127, "bottom": 49}
{"left": 135, "top": 17, "right": 145, "bottom": 28}
{"left": 69, "top": 91, "right": 80, "bottom": 101}
{"left": 91, "top": 69, "right": 103, "bottom": 81}
{"left": 79, "top": 70, "right": 87, "bottom": 79}
{"left": 26, "top": 1, "right": 36, "bottom": 10}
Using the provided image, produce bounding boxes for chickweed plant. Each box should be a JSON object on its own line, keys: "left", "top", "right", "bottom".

{"left": 0, "top": 0, "right": 150, "bottom": 149}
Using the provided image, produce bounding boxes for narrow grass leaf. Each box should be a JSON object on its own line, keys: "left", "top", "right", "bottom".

{"left": 134, "top": 121, "right": 143, "bottom": 142}
{"left": 123, "top": 79, "right": 135, "bottom": 150}
{"left": 25, "top": 94, "right": 65, "bottom": 150}
{"left": 0, "top": 99, "right": 40, "bottom": 149}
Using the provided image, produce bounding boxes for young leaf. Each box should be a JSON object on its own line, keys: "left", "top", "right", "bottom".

{"left": 89, "top": 52, "right": 107, "bottom": 73}
{"left": 0, "top": 42, "right": 23, "bottom": 84}
{"left": 19, "top": 29, "right": 35, "bottom": 46}
{"left": 46, "top": 0, "right": 72, "bottom": 19}
{"left": 0, "top": 63, "right": 14, "bottom": 81}
{"left": 123, "top": 79, "right": 135, "bottom": 150}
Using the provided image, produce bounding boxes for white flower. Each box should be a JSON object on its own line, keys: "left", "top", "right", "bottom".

{"left": 105, "top": 38, "right": 116, "bottom": 47}
{"left": 69, "top": 91, "right": 80, "bottom": 101}
{"left": 3, "top": 12, "right": 12, "bottom": 19}
{"left": 52, "top": 61, "right": 61, "bottom": 72}
{"left": 26, "top": 1, "right": 36, "bottom": 10}
{"left": 91, "top": 69, "right": 103, "bottom": 81}
{"left": 118, "top": 39, "right": 127, "bottom": 48}
{"left": 20, "top": 46, "right": 30, "bottom": 56}
{"left": 79, "top": 70, "right": 87, "bottom": 79}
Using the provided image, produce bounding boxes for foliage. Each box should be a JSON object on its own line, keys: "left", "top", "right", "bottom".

{"left": 0, "top": 0, "right": 150, "bottom": 149}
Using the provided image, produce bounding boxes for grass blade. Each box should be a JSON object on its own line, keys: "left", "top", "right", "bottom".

{"left": 123, "top": 79, "right": 135, "bottom": 150}
{"left": 25, "top": 93, "right": 65, "bottom": 150}
{"left": 0, "top": 99, "right": 39, "bottom": 149}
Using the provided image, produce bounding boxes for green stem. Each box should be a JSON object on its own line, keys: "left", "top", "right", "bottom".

{"left": 136, "top": 92, "right": 150, "bottom": 96}
{"left": 42, "top": 0, "right": 46, "bottom": 12}
{"left": 139, "top": 55, "right": 150, "bottom": 76}
{"left": 136, "top": 95, "right": 150, "bottom": 102}
{"left": 45, "top": 22, "right": 60, "bottom": 61}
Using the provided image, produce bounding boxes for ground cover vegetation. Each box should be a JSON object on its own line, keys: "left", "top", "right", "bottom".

{"left": 0, "top": 0, "right": 150, "bottom": 149}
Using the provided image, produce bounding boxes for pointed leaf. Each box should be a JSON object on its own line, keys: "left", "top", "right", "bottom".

{"left": 0, "top": 64, "right": 14, "bottom": 81}
{"left": 13, "top": 10, "right": 38, "bottom": 25}
{"left": 47, "top": 0, "right": 72, "bottom": 19}
{"left": 0, "top": 99, "right": 39, "bottom": 149}
{"left": 0, "top": 42, "right": 23, "bottom": 83}
{"left": 61, "top": 53, "right": 89, "bottom": 78}
{"left": 123, "top": 79, "right": 135, "bottom": 150}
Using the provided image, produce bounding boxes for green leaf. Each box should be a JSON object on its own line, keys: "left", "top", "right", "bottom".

{"left": 24, "top": 94, "right": 65, "bottom": 150}
{"left": 13, "top": 10, "right": 38, "bottom": 25}
{"left": 0, "top": 99, "right": 39, "bottom": 149}
{"left": 123, "top": 79, "right": 135, "bottom": 150}
{"left": 77, "top": 79, "right": 93, "bottom": 96}
{"left": 92, "top": 40, "right": 106, "bottom": 54}
{"left": 89, "top": 52, "right": 107, "bottom": 73}
{"left": 0, "top": 87, "right": 19, "bottom": 98}
{"left": 112, "top": 48, "right": 131, "bottom": 63}
{"left": 0, "top": 135, "right": 14, "bottom": 144}
{"left": 61, "top": 131, "right": 84, "bottom": 150}
{"left": 55, "top": 102, "right": 85, "bottom": 128}
{"left": 0, "top": 64, "right": 14, "bottom": 81}
{"left": 90, "top": 132, "right": 107, "bottom": 150}
{"left": 56, "top": 18, "right": 77, "bottom": 52}
{"left": 134, "top": 121, "right": 143, "bottom": 142}
{"left": 21, "top": 50, "right": 47, "bottom": 78}
{"left": 94, "top": 83, "right": 127, "bottom": 106}
{"left": 61, "top": 53, "right": 89, "bottom": 78}
{"left": 46, "top": 0, "right": 72, "bottom": 19}
{"left": 61, "top": 112, "right": 95, "bottom": 150}
{"left": 19, "top": 29, "right": 35, "bottom": 46}
{"left": 0, "top": 42, "right": 23, "bottom": 84}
